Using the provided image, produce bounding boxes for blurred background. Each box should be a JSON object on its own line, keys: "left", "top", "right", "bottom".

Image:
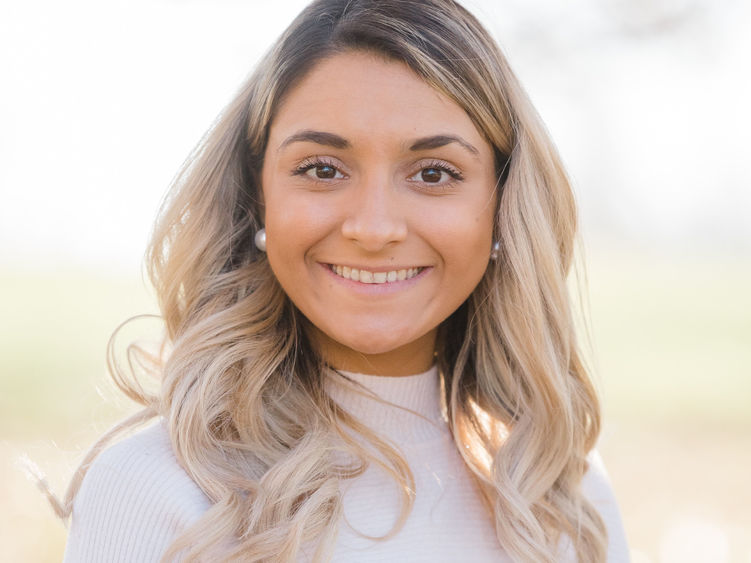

{"left": 1, "top": 0, "right": 749, "bottom": 561}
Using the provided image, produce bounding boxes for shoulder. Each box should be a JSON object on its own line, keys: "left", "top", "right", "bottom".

{"left": 582, "top": 449, "right": 630, "bottom": 563}
{"left": 64, "top": 421, "right": 211, "bottom": 563}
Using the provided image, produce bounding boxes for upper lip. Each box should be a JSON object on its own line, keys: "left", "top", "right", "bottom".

{"left": 323, "top": 262, "right": 427, "bottom": 272}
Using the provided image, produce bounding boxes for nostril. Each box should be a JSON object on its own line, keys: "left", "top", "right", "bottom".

{"left": 340, "top": 216, "right": 408, "bottom": 251}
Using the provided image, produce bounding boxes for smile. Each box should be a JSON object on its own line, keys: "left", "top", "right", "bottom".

{"left": 328, "top": 264, "right": 424, "bottom": 284}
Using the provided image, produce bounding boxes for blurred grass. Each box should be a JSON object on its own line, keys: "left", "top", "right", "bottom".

{"left": 1, "top": 251, "right": 749, "bottom": 562}
{"left": 0, "top": 268, "right": 155, "bottom": 562}
{"left": 586, "top": 252, "right": 751, "bottom": 429}
{"left": 583, "top": 250, "right": 751, "bottom": 563}
{"left": 0, "top": 269, "right": 156, "bottom": 440}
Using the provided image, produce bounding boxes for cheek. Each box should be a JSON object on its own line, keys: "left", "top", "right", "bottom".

{"left": 432, "top": 204, "right": 494, "bottom": 264}
{"left": 263, "top": 189, "right": 338, "bottom": 279}
{"left": 263, "top": 179, "right": 318, "bottom": 240}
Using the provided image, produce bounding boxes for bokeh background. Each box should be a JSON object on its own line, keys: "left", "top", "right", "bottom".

{"left": 1, "top": 0, "right": 749, "bottom": 561}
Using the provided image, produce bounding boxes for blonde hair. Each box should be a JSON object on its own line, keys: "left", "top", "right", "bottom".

{"left": 51, "top": 0, "right": 606, "bottom": 560}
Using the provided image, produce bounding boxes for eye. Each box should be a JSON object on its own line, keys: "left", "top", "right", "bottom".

{"left": 293, "top": 158, "right": 345, "bottom": 180}
{"left": 420, "top": 167, "right": 446, "bottom": 183}
{"left": 408, "top": 160, "right": 463, "bottom": 187}
{"left": 307, "top": 164, "right": 341, "bottom": 179}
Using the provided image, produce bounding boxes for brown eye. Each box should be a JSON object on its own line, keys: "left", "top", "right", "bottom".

{"left": 421, "top": 167, "right": 443, "bottom": 183}
{"left": 298, "top": 161, "right": 343, "bottom": 180}
{"left": 408, "top": 161, "right": 462, "bottom": 189}
{"left": 315, "top": 165, "right": 337, "bottom": 179}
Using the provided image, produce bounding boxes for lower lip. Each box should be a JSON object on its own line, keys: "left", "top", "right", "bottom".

{"left": 321, "top": 264, "right": 430, "bottom": 294}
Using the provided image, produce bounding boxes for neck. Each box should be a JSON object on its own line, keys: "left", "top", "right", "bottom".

{"left": 313, "top": 329, "right": 437, "bottom": 376}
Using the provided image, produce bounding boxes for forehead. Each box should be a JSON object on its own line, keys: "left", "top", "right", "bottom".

{"left": 267, "top": 51, "right": 490, "bottom": 154}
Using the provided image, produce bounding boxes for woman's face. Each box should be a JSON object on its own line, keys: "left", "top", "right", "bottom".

{"left": 261, "top": 51, "right": 497, "bottom": 375}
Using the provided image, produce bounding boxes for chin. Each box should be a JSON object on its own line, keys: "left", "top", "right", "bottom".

{"left": 328, "top": 324, "right": 419, "bottom": 354}
{"left": 338, "top": 336, "right": 405, "bottom": 356}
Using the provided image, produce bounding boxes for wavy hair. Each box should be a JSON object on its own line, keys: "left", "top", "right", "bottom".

{"left": 50, "top": 0, "right": 606, "bottom": 560}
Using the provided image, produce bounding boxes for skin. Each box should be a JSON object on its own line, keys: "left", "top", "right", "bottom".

{"left": 261, "top": 51, "right": 497, "bottom": 376}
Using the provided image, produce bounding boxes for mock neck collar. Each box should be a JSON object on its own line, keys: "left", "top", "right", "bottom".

{"left": 325, "top": 365, "right": 447, "bottom": 443}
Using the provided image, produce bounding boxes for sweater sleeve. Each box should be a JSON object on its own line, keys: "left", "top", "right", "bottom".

{"left": 63, "top": 423, "right": 212, "bottom": 563}
{"left": 582, "top": 450, "right": 630, "bottom": 563}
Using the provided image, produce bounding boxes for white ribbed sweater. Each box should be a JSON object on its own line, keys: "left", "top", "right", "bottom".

{"left": 63, "top": 367, "right": 629, "bottom": 562}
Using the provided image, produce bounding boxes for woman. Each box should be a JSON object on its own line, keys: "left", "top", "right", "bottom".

{"left": 55, "top": 0, "right": 628, "bottom": 561}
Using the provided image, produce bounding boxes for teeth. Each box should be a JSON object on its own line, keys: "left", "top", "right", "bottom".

{"left": 330, "top": 265, "right": 423, "bottom": 284}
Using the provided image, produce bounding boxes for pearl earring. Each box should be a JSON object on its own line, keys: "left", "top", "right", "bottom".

{"left": 490, "top": 241, "right": 500, "bottom": 260}
{"left": 254, "top": 228, "right": 266, "bottom": 252}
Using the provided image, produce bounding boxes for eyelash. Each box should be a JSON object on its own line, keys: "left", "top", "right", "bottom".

{"left": 292, "top": 157, "right": 344, "bottom": 179}
{"left": 291, "top": 157, "right": 464, "bottom": 188}
{"left": 412, "top": 159, "right": 464, "bottom": 184}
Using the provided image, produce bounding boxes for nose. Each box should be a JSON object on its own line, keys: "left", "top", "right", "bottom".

{"left": 340, "top": 176, "right": 408, "bottom": 252}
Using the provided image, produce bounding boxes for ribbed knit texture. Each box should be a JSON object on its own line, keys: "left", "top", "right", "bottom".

{"left": 63, "top": 366, "right": 629, "bottom": 562}
{"left": 63, "top": 420, "right": 211, "bottom": 562}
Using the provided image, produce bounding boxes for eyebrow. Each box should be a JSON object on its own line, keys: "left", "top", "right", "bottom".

{"left": 278, "top": 130, "right": 479, "bottom": 156}
{"left": 409, "top": 134, "right": 479, "bottom": 156}
{"left": 279, "top": 130, "right": 350, "bottom": 151}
